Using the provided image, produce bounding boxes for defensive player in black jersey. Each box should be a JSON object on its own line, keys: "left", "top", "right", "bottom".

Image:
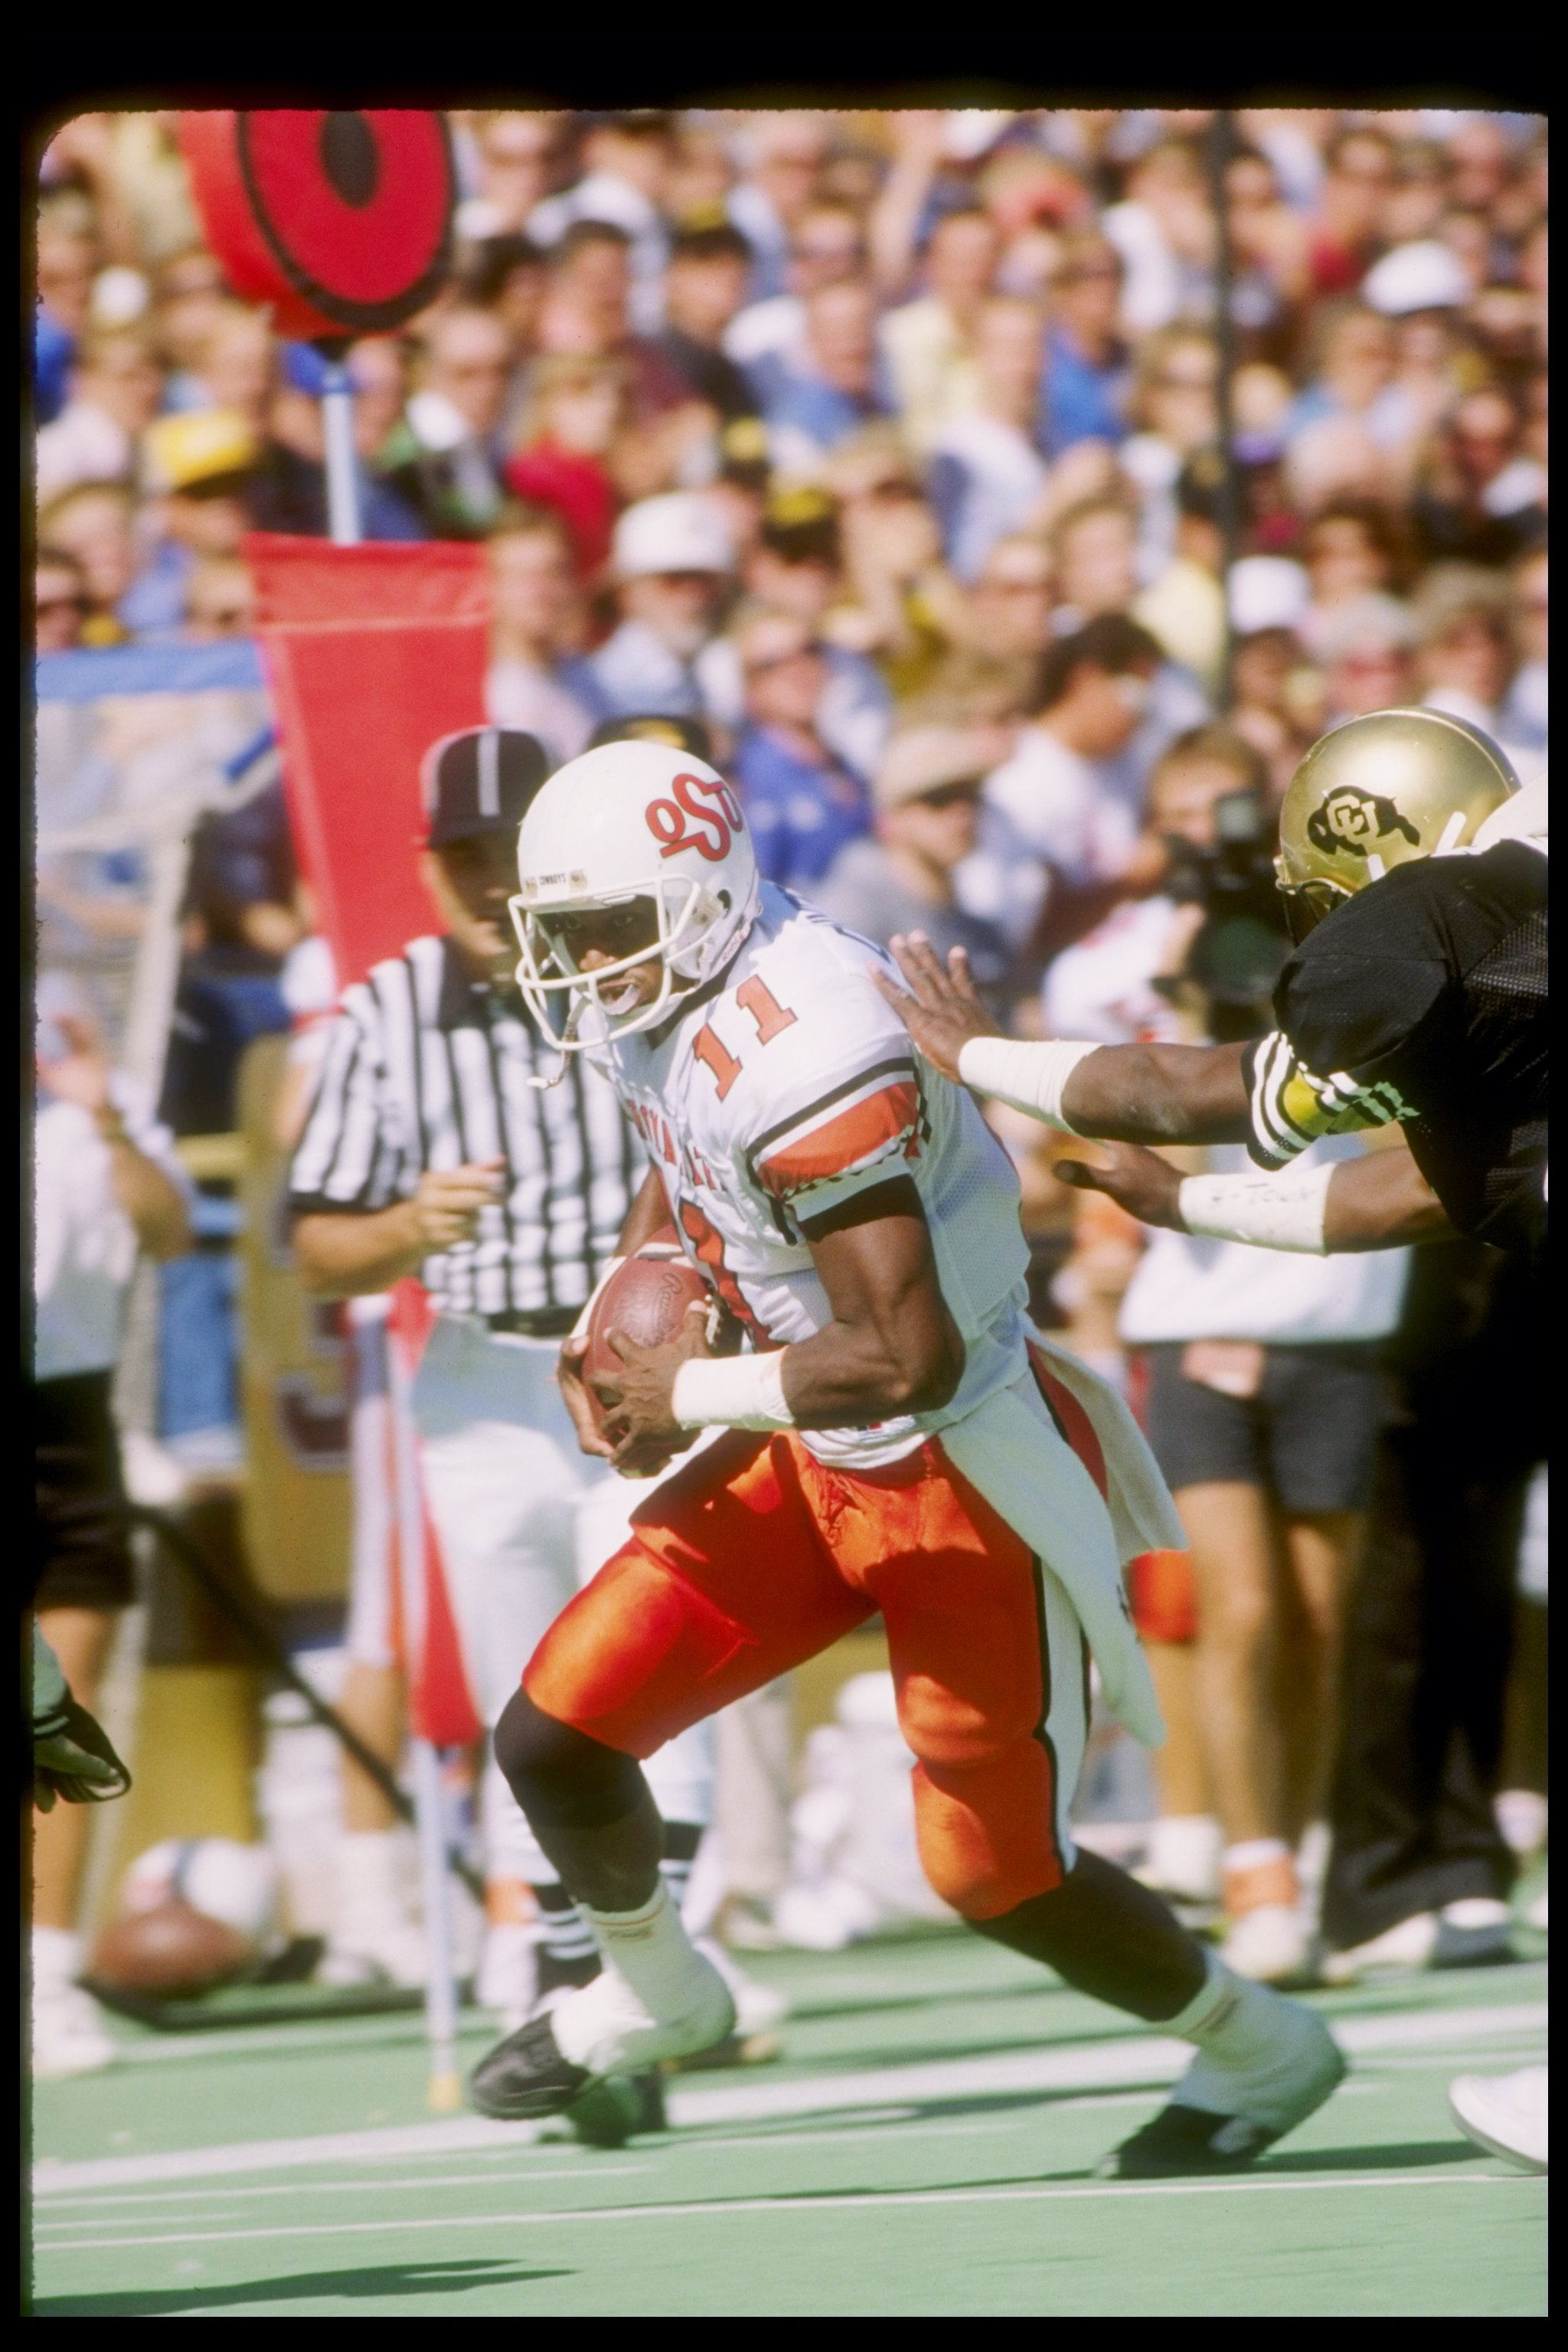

{"left": 877, "top": 712, "right": 1546, "bottom": 1265}
{"left": 880, "top": 707, "right": 1548, "bottom": 2176}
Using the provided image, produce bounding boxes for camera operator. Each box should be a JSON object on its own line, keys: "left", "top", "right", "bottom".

{"left": 1045, "top": 728, "right": 1410, "bottom": 1983}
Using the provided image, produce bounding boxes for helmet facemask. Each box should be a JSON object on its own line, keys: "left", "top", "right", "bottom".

{"left": 510, "top": 871, "right": 736, "bottom": 1050}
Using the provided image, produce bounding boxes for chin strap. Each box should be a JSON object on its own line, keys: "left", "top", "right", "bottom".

{"left": 526, "top": 997, "right": 583, "bottom": 1089}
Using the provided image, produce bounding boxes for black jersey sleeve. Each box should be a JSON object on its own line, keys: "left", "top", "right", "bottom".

{"left": 1241, "top": 871, "right": 1447, "bottom": 1169}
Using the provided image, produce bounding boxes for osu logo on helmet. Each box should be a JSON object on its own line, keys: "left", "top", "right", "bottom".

{"left": 1307, "top": 785, "right": 1421, "bottom": 859}
{"left": 645, "top": 772, "right": 746, "bottom": 863}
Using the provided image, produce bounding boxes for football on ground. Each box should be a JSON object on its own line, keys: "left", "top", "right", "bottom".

{"left": 583, "top": 1245, "right": 714, "bottom": 1439}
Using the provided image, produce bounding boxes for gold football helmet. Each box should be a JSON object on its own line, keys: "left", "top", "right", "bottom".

{"left": 1275, "top": 709, "right": 1519, "bottom": 940}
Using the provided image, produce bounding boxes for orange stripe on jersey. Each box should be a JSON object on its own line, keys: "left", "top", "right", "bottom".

{"left": 755, "top": 1081, "right": 920, "bottom": 1199}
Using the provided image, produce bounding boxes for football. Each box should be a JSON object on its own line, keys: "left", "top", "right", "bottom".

{"left": 89, "top": 1899, "right": 255, "bottom": 1999}
{"left": 582, "top": 1246, "right": 715, "bottom": 1438}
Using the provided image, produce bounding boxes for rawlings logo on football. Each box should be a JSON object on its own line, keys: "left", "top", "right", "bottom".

{"left": 1307, "top": 785, "right": 1421, "bottom": 859}
{"left": 645, "top": 773, "right": 745, "bottom": 863}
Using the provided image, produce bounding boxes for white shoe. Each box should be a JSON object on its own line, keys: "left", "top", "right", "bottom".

{"left": 772, "top": 1875, "right": 881, "bottom": 1951}
{"left": 1433, "top": 1897, "right": 1514, "bottom": 1968}
{"left": 1320, "top": 1911, "right": 1438, "bottom": 1985}
{"left": 1449, "top": 2066, "right": 1547, "bottom": 2173}
{"left": 1221, "top": 1903, "right": 1315, "bottom": 1985}
{"left": 33, "top": 1981, "right": 116, "bottom": 2080}
{"left": 550, "top": 1946, "right": 735, "bottom": 2079}
{"left": 1136, "top": 1815, "right": 1223, "bottom": 1906}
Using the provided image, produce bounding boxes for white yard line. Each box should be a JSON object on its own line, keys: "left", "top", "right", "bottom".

{"left": 33, "top": 2170, "right": 1540, "bottom": 2259}
{"left": 34, "top": 1999, "right": 1545, "bottom": 2200}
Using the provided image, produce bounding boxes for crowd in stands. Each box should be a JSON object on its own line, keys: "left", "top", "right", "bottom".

{"left": 32, "top": 106, "right": 1548, "bottom": 1992}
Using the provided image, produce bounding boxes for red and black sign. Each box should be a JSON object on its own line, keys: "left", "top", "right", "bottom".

{"left": 180, "top": 110, "right": 455, "bottom": 343}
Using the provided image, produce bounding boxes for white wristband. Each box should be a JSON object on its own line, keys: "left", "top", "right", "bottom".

{"left": 671, "top": 1348, "right": 794, "bottom": 1430}
{"left": 957, "top": 1037, "right": 1099, "bottom": 1132}
{"left": 1178, "top": 1162, "right": 1334, "bottom": 1255}
{"left": 570, "top": 1256, "right": 625, "bottom": 1342}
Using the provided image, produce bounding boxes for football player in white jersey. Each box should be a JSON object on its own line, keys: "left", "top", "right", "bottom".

{"left": 469, "top": 738, "right": 1344, "bottom": 2179}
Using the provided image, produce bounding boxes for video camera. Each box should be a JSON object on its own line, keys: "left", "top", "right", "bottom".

{"left": 1159, "top": 787, "right": 1293, "bottom": 1043}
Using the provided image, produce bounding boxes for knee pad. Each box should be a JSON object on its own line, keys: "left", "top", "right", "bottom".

{"left": 492, "top": 1687, "right": 645, "bottom": 1831}
{"left": 912, "top": 1741, "right": 1068, "bottom": 1920}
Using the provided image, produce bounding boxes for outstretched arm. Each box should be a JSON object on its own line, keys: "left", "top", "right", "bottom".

{"left": 1057, "top": 1139, "right": 1454, "bottom": 1251}
{"left": 873, "top": 933, "right": 1251, "bottom": 1143}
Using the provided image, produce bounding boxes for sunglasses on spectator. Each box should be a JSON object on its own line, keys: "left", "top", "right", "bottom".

{"left": 915, "top": 779, "right": 984, "bottom": 808}
{"left": 746, "top": 639, "right": 824, "bottom": 674}
{"left": 37, "top": 593, "right": 88, "bottom": 616}
{"left": 1155, "top": 369, "right": 1213, "bottom": 392}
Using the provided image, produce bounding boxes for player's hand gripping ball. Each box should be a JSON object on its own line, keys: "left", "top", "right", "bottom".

{"left": 581, "top": 1244, "right": 743, "bottom": 1474}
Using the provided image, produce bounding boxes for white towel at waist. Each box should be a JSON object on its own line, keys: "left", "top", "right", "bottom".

{"left": 938, "top": 1331, "right": 1178, "bottom": 1749}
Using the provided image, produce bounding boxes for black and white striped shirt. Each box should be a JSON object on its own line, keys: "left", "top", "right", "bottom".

{"left": 288, "top": 934, "right": 641, "bottom": 1325}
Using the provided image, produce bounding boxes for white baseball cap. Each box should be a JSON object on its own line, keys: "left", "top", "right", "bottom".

{"left": 1362, "top": 240, "right": 1471, "bottom": 317}
{"left": 612, "top": 492, "right": 737, "bottom": 580}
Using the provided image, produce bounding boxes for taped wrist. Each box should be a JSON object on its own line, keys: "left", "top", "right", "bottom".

{"left": 671, "top": 1348, "right": 793, "bottom": 1430}
{"left": 1178, "top": 1161, "right": 1333, "bottom": 1255}
{"left": 957, "top": 1037, "right": 1099, "bottom": 1132}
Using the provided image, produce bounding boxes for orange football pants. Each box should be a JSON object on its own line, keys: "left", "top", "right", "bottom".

{"left": 523, "top": 1426, "right": 1088, "bottom": 1919}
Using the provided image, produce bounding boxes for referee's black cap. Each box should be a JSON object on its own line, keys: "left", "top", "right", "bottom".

{"left": 420, "top": 727, "right": 552, "bottom": 848}
{"left": 586, "top": 711, "right": 715, "bottom": 763}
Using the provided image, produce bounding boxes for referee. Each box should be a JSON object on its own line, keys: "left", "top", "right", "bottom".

{"left": 289, "top": 726, "right": 669, "bottom": 2020}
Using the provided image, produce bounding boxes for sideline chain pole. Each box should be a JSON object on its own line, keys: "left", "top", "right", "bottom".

{"left": 320, "top": 375, "right": 460, "bottom": 2109}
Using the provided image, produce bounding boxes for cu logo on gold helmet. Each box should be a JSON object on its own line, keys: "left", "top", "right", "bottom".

{"left": 1307, "top": 785, "right": 1421, "bottom": 859}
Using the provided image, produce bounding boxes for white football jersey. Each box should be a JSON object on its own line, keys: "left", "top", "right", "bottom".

{"left": 593, "top": 885, "right": 1032, "bottom": 1468}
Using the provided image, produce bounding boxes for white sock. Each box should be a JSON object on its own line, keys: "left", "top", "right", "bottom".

{"left": 32, "top": 1927, "right": 83, "bottom": 1992}
{"left": 1221, "top": 1837, "right": 1291, "bottom": 1874}
{"left": 1163, "top": 1948, "right": 1338, "bottom": 2129}
{"left": 581, "top": 1878, "right": 712, "bottom": 2021}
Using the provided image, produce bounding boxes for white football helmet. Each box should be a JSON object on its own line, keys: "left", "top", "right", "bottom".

{"left": 511, "top": 738, "right": 760, "bottom": 1051}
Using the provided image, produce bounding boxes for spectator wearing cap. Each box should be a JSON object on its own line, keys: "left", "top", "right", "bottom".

{"left": 528, "top": 113, "right": 675, "bottom": 335}
{"left": 758, "top": 277, "right": 888, "bottom": 477}
{"left": 1040, "top": 230, "right": 1130, "bottom": 459}
{"left": 814, "top": 724, "right": 1011, "bottom": 988}
{"left": 379, "top": 306, "right": 513, "bottom": 540}
{"left": 570, "top": 492, "right": 743, "bottom": 736}
{"left": 653, "top": 218, "right": 760, "bottom": 422}
{"left": 288, "top": 727, "right": 665, "bottom": 2024}
{"left": 744, "top": 489, "right": 892, "bottom": 782}
{"left": 969, "top": 612, "right": 1166, "bottom": 955}
{"left": 119, "top": 408, "right": 261, "bottom": 638}
{"left": 35, "top": 326, "right": 162, "bottom": 507}
{"left": 730, "top": 609, "right": 872, "bottom": 892}
{"left": 879, "top": 207, "right": 1001, "bottom": 454}
{"left": 485, "top": 505, "right": 596, "bottom": 760}
{"left": 927, "top": 297, "right": 1050, "bottom": 582}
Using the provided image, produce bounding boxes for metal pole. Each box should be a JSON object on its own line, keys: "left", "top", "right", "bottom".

{"left": 1208, "top": 109, "right": 1241, "bottom": 714}
{"left": 321, "top": 354, "right": 362, "bottom": 547}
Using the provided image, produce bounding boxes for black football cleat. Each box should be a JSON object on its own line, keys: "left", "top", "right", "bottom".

{"left": 469, "top": 2012, "right": 591, "bottom": 2122}
{"left": 1096, "top": 2102, "right": 1280, "bottom": 2178}
{"left": 564, "top": 2069, "right": 668, "bottom": 2148}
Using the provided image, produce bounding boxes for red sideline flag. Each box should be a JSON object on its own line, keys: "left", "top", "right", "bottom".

{"left": 247, "top": 535, "right": 489, "bottom": 985}
{"left": 250, "top": 537, "right": 491, "bottom": 1745}
{"left": 384, "top": 1282, "right": 484, "bottom": 1748}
